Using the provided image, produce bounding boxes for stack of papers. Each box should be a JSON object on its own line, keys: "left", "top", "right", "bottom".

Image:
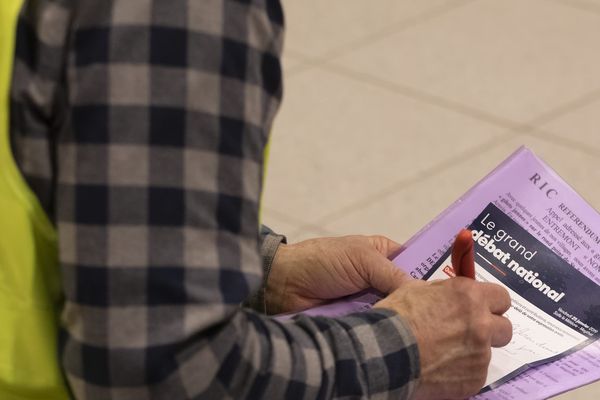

{"left": 285, "top": 147, "right": 600, "bottom": 399}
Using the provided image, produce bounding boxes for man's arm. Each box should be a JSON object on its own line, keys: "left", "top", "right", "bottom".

{"left": 11, "top": 1, "right": 421, "bottom": 398}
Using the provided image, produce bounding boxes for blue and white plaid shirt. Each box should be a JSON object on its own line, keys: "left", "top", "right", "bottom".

{"left": 10, "top": 0, "right": 420, "bottom": 398}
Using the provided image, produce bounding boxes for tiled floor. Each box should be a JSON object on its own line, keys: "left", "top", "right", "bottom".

{"left": 262, "top": 1, "right": 600, "bottom": 398}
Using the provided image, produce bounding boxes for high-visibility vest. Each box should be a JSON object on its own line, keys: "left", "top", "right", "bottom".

{"left": 0, "top": 1, "right": 69, "bottom": 398}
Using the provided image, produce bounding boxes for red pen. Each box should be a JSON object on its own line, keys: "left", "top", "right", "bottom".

{"left": 451, "top": 229, "right": 475, "bottom": 279}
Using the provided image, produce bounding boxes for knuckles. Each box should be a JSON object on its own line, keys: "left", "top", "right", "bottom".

{"left": 437, "top": 279, "right": 498, "bottom": 347}
{"left": 443, "top": 278, "right": 486, "bottom": 311}
{"left": 470, "top": 318, "right": 494, "bottom": 346}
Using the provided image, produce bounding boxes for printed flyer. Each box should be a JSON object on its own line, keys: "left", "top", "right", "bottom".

{"left": 283, "top": 147, "right": 600, "bottom": 398}
{"left": 424, "top": 203, "right": 600, "bottom": 390}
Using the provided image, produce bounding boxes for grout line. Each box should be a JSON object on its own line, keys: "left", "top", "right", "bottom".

{"left": 283, "top": 0, "right": 477, "bottom": 78}
{"left": 262, "top": 207, "right": 336, "bottom": 236}
{"left": 303, "top": 133, "right": 520, "bottom": 228}
{"left": 290, "top": 85, "right": 600, "bottom": 231}
{"left": 285, "top": 225, "right": 345, "bottom": 242}
{"left": 321, "top": 61, "right": 600, "bottom": 149}
{"left": 526, "top": 129, "right": 600, "bottom": 159}
{"left": 316, "top": 0, "right": 477, "bottom": 63}
{"left": 529, "top": 88, "right": 600, "bottom": 127}
{"left": 284, "top": 60, "right": 316, "bottom": 77}
{"left": 282, "top": 51, "right": 315, "bottom": 75}
{"left": 544, "top": 0, "right": 600, "bottom": 15}
{"left": 287, "top": 227, "right": 329, "bottom": 242}
{"left": 276, "top": 0, "right": 600, "bottom": 235}
{"left": 283, "top": 49, "right": 313, "bottom": 62}
{"left": 321, "top": 63, "right": 528, "bottom": 131}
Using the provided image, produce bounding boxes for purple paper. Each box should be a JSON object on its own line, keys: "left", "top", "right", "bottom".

{"left": 281, "top": 147, "right": 600, "bottom": 399}
{"left": 391, "top": 147, "right": 600, "bottom": 398}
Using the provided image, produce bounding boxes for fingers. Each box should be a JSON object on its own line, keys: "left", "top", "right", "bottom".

{"left": 367, "top": 235, "right": 404, "bottom": 259}
{"left": 375, "top": 261, "right": 412, "bottom": 293}
{"left": 479, "top": 283, "right": 511, "bottom": 315}
{"left": 361, "top": 251, "right": 413, "bottom": 294}
{"left": 490, "top": 315, "right": 513, "bottom": 347}
{"left": 486, "top": 284, "right": 513, "bottom": 347}
{"left": 361, "top": 235, "right": 411, "bottom": 293}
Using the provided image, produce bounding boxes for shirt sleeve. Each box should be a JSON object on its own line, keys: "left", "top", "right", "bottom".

{"left": 10, "top": 1, "right": 421, "bottom": 399}
{"left": 245, "top": 225, "right": 286, "bottom": 313}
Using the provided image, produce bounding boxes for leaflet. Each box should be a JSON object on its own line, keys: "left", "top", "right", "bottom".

{"left": 474, "top": 340, "right": 600, "bottom": 399}
{"left": 281, "top": 147, "right": 600, "bottom": 398}
{"left": 424, "top": 203, "right": 600, "bottom": 390}
{"left": 392, "top": 147, "right": 600, "bottom": 399}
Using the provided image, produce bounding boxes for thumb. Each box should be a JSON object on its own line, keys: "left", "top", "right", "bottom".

{"left": 367, "top": 235, "right": 405, "bottom": 259}
{"left": 360, "top": 250, "right": 413, "bottom": 294}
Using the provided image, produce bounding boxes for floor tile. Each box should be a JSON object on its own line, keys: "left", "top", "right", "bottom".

{"left": 281, "top": 0, "right": 457, "bottom": 58}
{"left": 555, "top": 0, "right": 600, "bottom": 14}
{"left": 540, "top": 97, "right": 600, "bottom": 152}
{"left": 281, "top": 52, "right": 308, "bottom": 74}
{"left": 261, "top": 206, "right": 336, "bottom": 241}
{"left": 283, "top": 229, "right": 337, "bottom": 244}
{"left": 262, "top": 68, "right": 506, "bottom": 224}
{"left": 260, "top": 208, "right": 301, "bottom": 238}
{"left": 332, "top": 0, "right": 600, "bottom": 122}
{"left": 323, "top": 135, "right": 600, "bottom": 244}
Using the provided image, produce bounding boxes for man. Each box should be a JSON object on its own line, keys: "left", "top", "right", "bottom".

{"left": 6, "top": 0, "right": 512, "bottom": 398}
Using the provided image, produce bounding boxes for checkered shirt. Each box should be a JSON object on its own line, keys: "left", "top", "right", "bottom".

{"left": 9, "top": 0, "right": 420, "bottom": 398}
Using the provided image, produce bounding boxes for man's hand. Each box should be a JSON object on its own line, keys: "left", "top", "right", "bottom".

{"left": 375, "top": 278, "right": 513, "bottom": 399}
{"left": 265, "top": 235, "right": 410, "bottom": 314}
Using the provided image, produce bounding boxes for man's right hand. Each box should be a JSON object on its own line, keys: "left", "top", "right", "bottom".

{"left": 374, "top": 277, "right": 512, "bottom": 400}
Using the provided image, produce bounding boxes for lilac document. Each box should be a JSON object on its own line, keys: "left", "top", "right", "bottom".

{"left": 282, "top": 147, "right": 600, "bottom": 399}
{"left": 425, "top": 203, "right": 600, "bottom": 392}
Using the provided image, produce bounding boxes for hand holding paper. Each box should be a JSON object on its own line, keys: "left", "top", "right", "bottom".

{"left": 265, "top": 235, "right": 410, "bottom": 314}
{"left": 283, "top": 148, "right": 600, "bottom": 398}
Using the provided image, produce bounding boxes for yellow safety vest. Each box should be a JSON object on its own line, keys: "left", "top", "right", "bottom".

{"left": 0, "top": 0, "right": 69, "bottom": 398}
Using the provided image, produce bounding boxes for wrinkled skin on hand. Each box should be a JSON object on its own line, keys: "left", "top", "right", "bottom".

{"left": 265, "top": 235, "right": 409, "bottom": 314}
{"left": 375, "top": 278, "right": 513, "bottom": 399}
{"left": 267, "top": 234, "right": 513, "bottom": 399}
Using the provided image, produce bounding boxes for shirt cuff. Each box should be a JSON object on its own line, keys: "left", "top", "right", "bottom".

{"left": 245, "top": 225, "right": 287, "bottom": 313}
